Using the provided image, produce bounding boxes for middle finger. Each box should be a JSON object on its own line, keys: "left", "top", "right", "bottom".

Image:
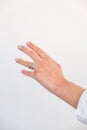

{"left": 15, "top": 58, "right": 32, "bottom": 68}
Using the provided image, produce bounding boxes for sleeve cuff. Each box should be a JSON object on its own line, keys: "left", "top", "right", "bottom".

{"left": 76, "top": 90, "right": 87, "bottom": 125}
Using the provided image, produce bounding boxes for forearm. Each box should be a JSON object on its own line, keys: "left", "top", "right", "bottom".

{"left": 55, "top": 79, "right": 85, "bottom": 108}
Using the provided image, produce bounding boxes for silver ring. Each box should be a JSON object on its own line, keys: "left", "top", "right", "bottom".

{"left": 28, "top": 63, "right": 34, "bottom": 70}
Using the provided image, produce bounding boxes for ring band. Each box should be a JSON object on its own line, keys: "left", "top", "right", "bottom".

{"left": 28, "top": 63, "right": 34, "bottom": 70}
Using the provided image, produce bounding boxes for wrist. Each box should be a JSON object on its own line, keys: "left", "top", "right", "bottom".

{"left": 54, "top": 79, "right": 70, "bottom": 98}
{"left": 54, "top": 79, "right": 85, "bottom": 108}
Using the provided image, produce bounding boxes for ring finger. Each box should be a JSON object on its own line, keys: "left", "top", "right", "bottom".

{"left": 15, "top": 58, "right": 34, "bottom": 68}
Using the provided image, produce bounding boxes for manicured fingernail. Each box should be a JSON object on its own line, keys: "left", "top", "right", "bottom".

{"left": 18, "top": 45, "right": 23, "bottom": 49}
{"left": 26, "top": 42, "right": 31, "bottom": 46}
{"left": 15, "top": 58, "right": 19, "bottom": 62}
{"left": 21, "top": 70, "right": 25, "bottom": 74}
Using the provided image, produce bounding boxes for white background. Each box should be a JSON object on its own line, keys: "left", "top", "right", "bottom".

{"left": 0, "top": 0, "right": 87, "bottom": 129}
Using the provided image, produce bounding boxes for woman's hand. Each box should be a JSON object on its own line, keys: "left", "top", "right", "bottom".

{"left": 15, "top": 42, "right": 85, "bottom": 108}
{"left": 15, "top": 42, "right": 66, "bottom": 94}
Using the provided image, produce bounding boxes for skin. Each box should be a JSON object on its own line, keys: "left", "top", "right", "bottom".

{"left": 15, "top": 42, "right": 85, "bottom": 108}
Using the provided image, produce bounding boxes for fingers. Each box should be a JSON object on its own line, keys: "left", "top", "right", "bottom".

{"left": 18, "top": 45, "right": 40, "bottom": 62}
{"left": 15, "top": 58, "right": 35, "bottom": 78}
{"left": 26, "top": 42, "right": 48, "bottom": 59}
{"left": 21, "top": 69, "right": 34, "bottom": 78}
{"left": 15, "top": 58, "right": 33, "bottom": 68}
{"left": 16, "top": 42, "right": 49, "bottom": 78}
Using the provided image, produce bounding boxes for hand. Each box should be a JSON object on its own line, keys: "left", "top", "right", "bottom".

{"left": 15, "top": 42, "right": 66, "bottom": 94}
{"left": 15, "top": 42, "right": 85, "bottom": 108}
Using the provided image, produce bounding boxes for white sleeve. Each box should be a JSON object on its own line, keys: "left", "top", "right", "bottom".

{"left": 76, "top": 90, "right": 87, "bottom": 125}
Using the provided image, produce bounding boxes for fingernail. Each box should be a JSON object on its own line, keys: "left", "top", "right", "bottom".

{"left": 21, "top": 70, "right": 25, "bottom": 74}
{"left": 26, "top": 42, "right": 31, "bottom": 46}
{"left": 15, "top": 58, "right": 19, "bottom": 62}
{"left": 18, "top": 45, "right": 23, "bottom": 49}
